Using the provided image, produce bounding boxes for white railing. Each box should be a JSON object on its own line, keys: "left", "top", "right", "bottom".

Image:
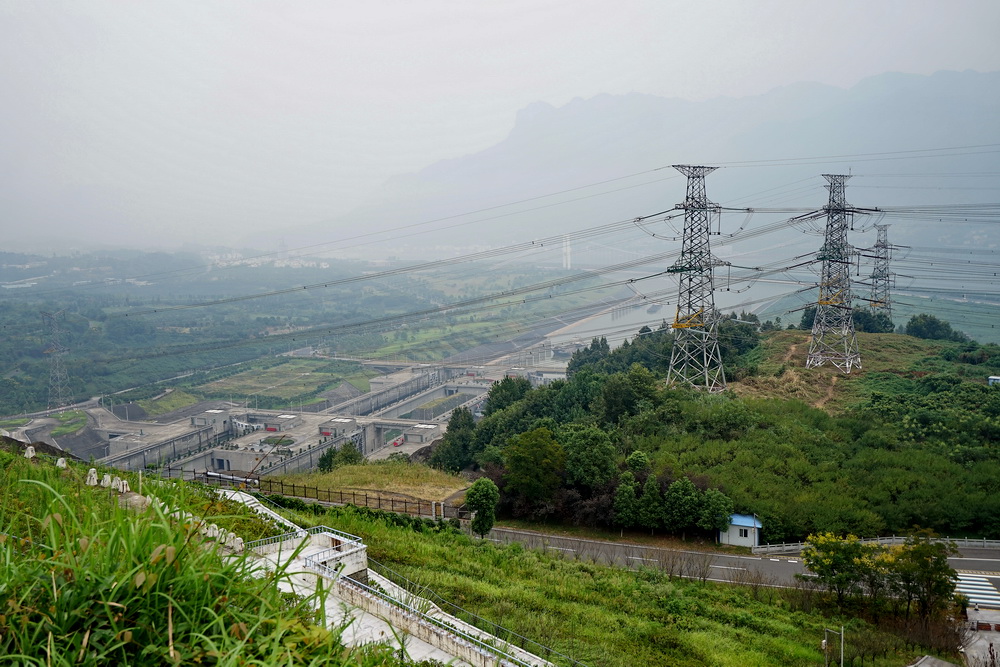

{"left": 335, "top": 576, "right": 548, "bottom": 667}
{"left": 753, "top": 536, "right": 1000, "bottom": 555}
{"left": 245, "top": 524, "right": 364, "bottom": 552}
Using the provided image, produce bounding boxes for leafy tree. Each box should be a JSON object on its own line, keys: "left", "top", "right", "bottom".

{"left": 904, "top": 313, "right": 966, "bottom": 341}
{"left": 853, "top": 310, "right": 894, "bottom": 333}
{"left": 552, "top": 369, "right": 603, "bottom": 423}
{"left": 625, "top": 450, "right": 650, "bottom": 474}
{"left": 563, "top": 425, "right": 617, "bottom": 493}
{"left": 800, "top": 306, "right": 816, "bottom": 330}
{"left": 638, "top": 474, "right": 664, "bottom": 532}
{"left": 318, "top": 446, "right": 337, "bottom": 472}
{"left": 483, "top": 376, "right": 532, "bottom": 416}
{"left": 503, "top": 427, "right": 565, "bottom": 505}
{"left": 595, "top": 364, "right": 659, "bottom": 425}
{"left": 567, "top": 336, "right": 610, "bottom": 373}
{"left": 801, "top": 532, "right": 868, "bottom": 607}
{"left": 466, "top": 478, "right": 500, "bottom": 538}
{"left": 858, "top": 543, "right": 894, "bottom": 610}
{"left": 318, "top": 442, "right": 363, "bottom": 472}
{"left": 893, "top": 531, "right": 958, "bottom": 619}
{"left": 663, "top": 476, "right": 701, "bottom": 536}
{"left": 717, "top": 318, "right": 760, "bottom": 363}
{"left": 594, "top": 372, "right": 635, "bottom": 426}
{"left": 430, "top": 407, "right": 476, "bottom": 472}
{"left": 612, "top": 472, "right": 640, "bottom": 528}
{"left": 697, "top": 488, "right": 734, "bottom": 533}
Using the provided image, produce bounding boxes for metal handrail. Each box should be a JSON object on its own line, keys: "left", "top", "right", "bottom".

{"left": 337, "top": 575, "right": 545, "bottom": 667}
{"left": 244, "top": 524, "right": 363, "bottom": 551}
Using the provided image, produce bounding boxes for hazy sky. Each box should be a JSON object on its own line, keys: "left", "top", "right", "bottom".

{"left": 2, "top": 1, "right": 999, "bottom": 249}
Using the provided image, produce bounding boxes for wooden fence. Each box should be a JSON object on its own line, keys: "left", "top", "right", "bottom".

{"left": 191, "top": 471, "right": 469, "bottom": 520}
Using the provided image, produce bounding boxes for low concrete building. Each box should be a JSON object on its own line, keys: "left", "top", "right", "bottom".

{"left": 191, "top": 409, "right": 232, "bottom": 436}
{"left": 259, "top": 414, "right": 301, "bottom": 432}
{"left": 319, "top": 417, "right": 356, "bottom": 438}
{"left": 527, "top": 369, "right": 566, "bottom": 387}
{"left": 719, "top": 514, "right": 762, "bottom": 548}
{"left": 405, "top": 423, "right": 440, "bottom": 444}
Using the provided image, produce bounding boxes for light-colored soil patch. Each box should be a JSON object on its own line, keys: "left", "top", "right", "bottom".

{"left": 814, "top": 375, "right": 838, "bottom": 409}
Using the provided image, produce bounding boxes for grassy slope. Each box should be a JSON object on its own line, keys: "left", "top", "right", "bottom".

{"left": 284, "top": 504, "right": 925, "bottom": 667}
{"left": 730, "top": 330, "right": 964, "bottom": 412}
{"left": 50, "top": 409, "right": 88, "bottom": 437}
{"left": 137, "top": 388, "right": 200, "bottom": 417}
{"left": 276, "top": 461, "right": 469, "bottom": 502}
{"left": 0, "top": 448, "right": 408, "bottom": 666}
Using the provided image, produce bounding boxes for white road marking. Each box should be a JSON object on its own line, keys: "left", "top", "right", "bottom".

{"left": 957, "top": 574, "right": 1000, "bottom": 607}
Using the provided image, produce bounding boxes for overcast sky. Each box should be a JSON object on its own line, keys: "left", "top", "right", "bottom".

{"left": 2, "top": 1, "right": 999, "bottom": 249}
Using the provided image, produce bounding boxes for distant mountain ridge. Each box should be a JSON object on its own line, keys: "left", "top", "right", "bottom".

{"left": 287, "top": 70, "right": 1000, "bottom": 256}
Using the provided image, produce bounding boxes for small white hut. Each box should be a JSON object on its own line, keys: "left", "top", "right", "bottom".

{"left": 719, "top": 514, "right": 762, "bottom": 548}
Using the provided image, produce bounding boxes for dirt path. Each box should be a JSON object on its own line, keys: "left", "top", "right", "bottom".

{"left": 782, "top": 343, "right": 799, "bottom": 363}
{"left": 814, "top": 375, "right": 838, "bottom": 408}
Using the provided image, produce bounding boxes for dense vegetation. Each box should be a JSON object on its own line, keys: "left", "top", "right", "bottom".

{"left": 431, "top": 321, "right": 1000, "bottom": 543}
{"left": 0, "top": 445, "right": 426, "bottom": 666}
{"left": 801, "top": 532, "right": 957, "bottom": 618}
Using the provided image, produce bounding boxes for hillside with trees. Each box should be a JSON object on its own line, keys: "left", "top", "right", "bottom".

{"left": 431, "top": 317, "right": 1000, "bottom": 544}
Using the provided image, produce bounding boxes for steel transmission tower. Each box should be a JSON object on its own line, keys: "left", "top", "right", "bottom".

{"left": 666, "top": 165, "right": 727, "bottom": 392}
{"left": 41, "top": 310, "right": 71, "bottom": 410}
{"left": 868, "top": 224, "right": 894, "bottom": 319}
{"left": 806, "top": 175, "right": 861, "bottom": 372}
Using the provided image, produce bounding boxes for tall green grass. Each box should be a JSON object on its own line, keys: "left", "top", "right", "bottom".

{"left": 50, "top": 410, "right": 87, "bottom": 437}
{"left": 0, "top": 452, "right": 416, "bottom": 666}
{"left": 279, "top": 503, "right": 927, "bottom": 667}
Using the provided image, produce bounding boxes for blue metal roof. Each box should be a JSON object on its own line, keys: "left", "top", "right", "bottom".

{"left": 729, "top": 514, "right": 762, "bottom": 528}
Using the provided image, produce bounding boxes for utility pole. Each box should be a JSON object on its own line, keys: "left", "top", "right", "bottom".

{"left": 41, "top": 310, "right": 71, "bottom": 410}
{"left": 868, "top": 224, "right": 894, "bottom": 320}
{"left": 822, "top": 626, "right": 845, "bottom": 667}
{"left": 666, "top": 165, "right": 727, "bottom": 392}
{"left": 807, "top": 175, "right": 861, "bottom": 373}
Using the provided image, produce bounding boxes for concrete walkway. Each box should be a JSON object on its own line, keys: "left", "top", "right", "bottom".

{"left": 259, "top": 551, "right": 472, "bottom": 666}
{"left": 963, "top": 607, "right": 1000, "bottom": 666}
{"left": 220, "top": 489, "right": 470, "bottom": 664}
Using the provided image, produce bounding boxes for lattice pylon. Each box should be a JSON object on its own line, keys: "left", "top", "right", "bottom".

{"left": 666, "top": 165, "right": 727, "bottom": 392}
{"left": 41, "top": 310, "right": 71, "bottom": 410}
{"left": 806, "top": 175, "right": 861, "bottom": 373}
{"left": 869, "top": 224, "right": 894, "bottom": 319}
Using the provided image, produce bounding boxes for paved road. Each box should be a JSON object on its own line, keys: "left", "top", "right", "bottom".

{"left": 485, "top": 527, "right": 1000, "bottom": 607}
{"left": 487, "top": 527, "right": 810, "bottom": 584}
